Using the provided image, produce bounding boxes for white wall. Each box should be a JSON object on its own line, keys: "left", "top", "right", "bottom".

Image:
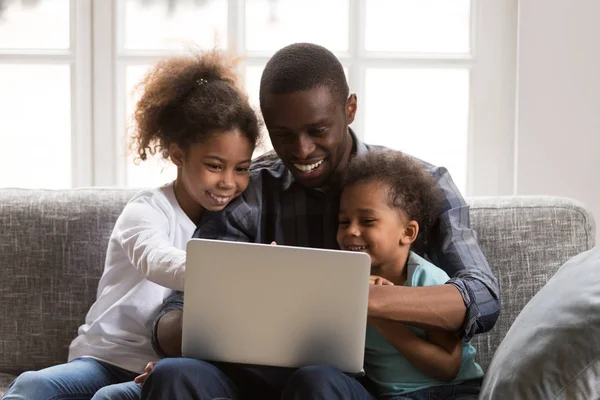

{"left": 515, "top": 0, "right": 600, "bottom": 244}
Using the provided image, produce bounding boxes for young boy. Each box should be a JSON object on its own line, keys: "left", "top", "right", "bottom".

{"left": 337, "top": 151, "right": 484, "bottom": 399}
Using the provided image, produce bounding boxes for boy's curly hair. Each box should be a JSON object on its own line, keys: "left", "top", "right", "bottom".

{"left": 341, "top": 150, "right": 442, "bottom": 254}
{"left": 130, "top": 50, "right": 260, "bottom": 162}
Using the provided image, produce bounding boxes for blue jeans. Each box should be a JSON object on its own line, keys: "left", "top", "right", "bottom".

{"left": 390, "top": 379, "right": 482, "bottom": 400}
{"left": 141, "top": 358, "right": 374, "bottom": 400}
{"left": 1, "top": 357, "right": 141, "bottom": 400}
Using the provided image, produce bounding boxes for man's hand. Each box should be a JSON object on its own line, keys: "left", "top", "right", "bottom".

{"left": 370, "top": 275, "right": 394, "bottom": 286}
{"left": 133, "top": 361, "right": 156, "bottom": 385}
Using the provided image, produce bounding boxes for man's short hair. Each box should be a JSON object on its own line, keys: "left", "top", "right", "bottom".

{"left": 259, "top": 43, "right": 350, "bottom": 108}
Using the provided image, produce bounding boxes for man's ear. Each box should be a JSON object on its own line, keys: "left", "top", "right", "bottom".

{"left": 346, "top": 94, "right": 357, "bottom": 125}
{"left": 170, "top": 143, "right": 184, "bottom": 168}
{"left": 400, "top": 221, "right": 419, "bottom": 245}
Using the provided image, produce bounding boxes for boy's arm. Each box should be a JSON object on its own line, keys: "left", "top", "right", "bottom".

{"left": 368, "top": 317, "right": 462, "bottom": 382}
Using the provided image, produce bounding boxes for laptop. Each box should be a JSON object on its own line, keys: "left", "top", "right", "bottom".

{"left": 182, "top": 238, "right": 371, "bottom": 374}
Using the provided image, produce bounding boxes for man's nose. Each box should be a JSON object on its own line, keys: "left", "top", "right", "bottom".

{"left": 292, "top": 133, "right": 315, "bottom": 160}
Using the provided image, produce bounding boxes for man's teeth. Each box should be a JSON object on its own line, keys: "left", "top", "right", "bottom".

{"left": 347, "top": 245, "right": 368, "bottom": 251}
{"left": 208, "top": 192, "right": 231, "bottom": 204}
{"left": 294, "top": 159, "right": 324, "bottom": 172}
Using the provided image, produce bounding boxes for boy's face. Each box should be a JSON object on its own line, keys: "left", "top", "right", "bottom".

{"left": 260, "top": 86, "right": 356, "bottom": 189}
{"left": 337, "top": 181, "right": 414, "bottom": 272}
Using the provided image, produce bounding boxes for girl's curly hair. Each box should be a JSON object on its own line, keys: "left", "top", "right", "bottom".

{"left": 130, "top": 50, "right": 260, "bottom": 162}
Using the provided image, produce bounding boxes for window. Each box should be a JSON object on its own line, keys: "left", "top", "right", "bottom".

{"left": 0, "top": 0, "right": 90, "bottom": 188}
{"left": 1, "top": 0, "right": 517, "bottom": 195}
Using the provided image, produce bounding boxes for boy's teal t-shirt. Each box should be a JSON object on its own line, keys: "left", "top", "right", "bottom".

{"left": 364, "top": 252, "right": 484, "bottom": 397}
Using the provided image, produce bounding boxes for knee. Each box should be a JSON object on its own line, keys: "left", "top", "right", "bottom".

{"left": 284, "top": 365, "right": 342, "bottom": 394}
{"left": 2, "top": 371, "right": 54, "bottom": 399}
{"left": 145, "top": 358, "right": 216, "bottom": 388}
{"left": 92, "top": 384, "right": 140, "bottom": 400}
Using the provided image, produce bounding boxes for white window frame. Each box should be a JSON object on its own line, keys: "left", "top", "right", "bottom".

{"left": 90, "top": 0, "right": 517, "bottom": 195}
{"left": 0, "top": 0, "right": 93, "bottom": 187}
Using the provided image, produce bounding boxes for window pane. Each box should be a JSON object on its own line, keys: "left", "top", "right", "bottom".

{"left": 365, "top": 0, "right": 470, "bottom": 53}
{"left": 122, "top": 0, "right": 228, "bottom": 51}
{"left": 0, "top": 64, "right": 71, "bottom": 188}
{"left": 0, "top": 0, "right": 70, "bottom": 49}
{"left": 244, "top": 66, "right": 273, "bottom": 156}
{"left": 364, "top": 68, "right": 469, "bottom": 194}
{"left": 124, "top": 65, "right": 177, "bottom": 188}
{"left": 245, "top": 0, "right": 349, "bottom": 52}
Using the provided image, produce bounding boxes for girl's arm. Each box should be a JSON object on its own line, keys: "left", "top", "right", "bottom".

{"left": 368, "top": 317, "right": 462, "bottom": 382}
{"left": 116, "top": 195, "right": 187, "bottom": 291}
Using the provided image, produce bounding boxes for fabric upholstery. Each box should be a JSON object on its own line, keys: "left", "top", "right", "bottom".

{"left": 0, "top": 372, "right": 16, "bottom": 396}
{"left": 0, "top": 190, "right": 596, "bottom": 377}
{"left": 0, "top": 189, "right": 137, "bottom": 375}
{"left": 480, "top": 246, "right": 600, "bottom": 399}
{"left": 467, "top": 196, "right": 596, "bottom": 370}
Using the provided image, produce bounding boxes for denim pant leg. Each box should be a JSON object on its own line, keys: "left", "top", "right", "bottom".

{"left": 141, "top": 358, "right": 241, "bottom": 400}
{"left": 1, "top": 357, "right": 139, "bottom": 400}
{"left": 281, "top": 366, "right": 375, "bottom": 400}
{"left": 91, "top": 381, "right": 141, "bottom": 400}
{"left": 391, "top": 379, "right": 483, "bottom": 400}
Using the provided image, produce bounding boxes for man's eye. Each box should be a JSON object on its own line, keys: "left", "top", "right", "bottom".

{"left": 362, "top": 219, "right": 376, "bottom": 224}
{"left": 236, "top": 167, "right": 250, "bottom": 173}
{"left": 207, "top": 164, "right": 222, "bottom": 171}
{"left": 310, "top": 127, "right": 328, "bottom": 135}
{"left": 338, "top": 220, "right": 350, "bottom": 226}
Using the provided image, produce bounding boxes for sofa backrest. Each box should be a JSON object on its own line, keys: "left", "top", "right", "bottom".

{"left": 0, "top": 189, "right": 136, "bottom": 375}
{"left": 467, "top": 196, "right": 595, "bottom": 369}
{"left": 0, "top": 190, "right": 596, "bottom": 374}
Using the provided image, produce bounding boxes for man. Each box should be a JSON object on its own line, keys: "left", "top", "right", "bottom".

{"left": 141, "top": 43, "right": 499, "bottom": 399}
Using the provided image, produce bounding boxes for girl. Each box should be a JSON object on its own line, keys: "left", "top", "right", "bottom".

{"left": 337, "top": 151, "right": 484, "bottom": 400}
{"left": 2, "top": 50, "right": 260, "bottom": 400}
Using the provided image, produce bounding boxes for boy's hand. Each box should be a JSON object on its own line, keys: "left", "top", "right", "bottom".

{"left": 370, "top": 275, "right": 394, "bottom": 286}
{"left": 133, "top": 361, "right": 156, "bottom": 385}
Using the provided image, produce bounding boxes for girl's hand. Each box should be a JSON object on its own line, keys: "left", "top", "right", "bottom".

{"left": 133, "top": 361, "right": 156, "bottom": 385}
{"left": 370, "top": 275, "right": 394, "bottom": 286}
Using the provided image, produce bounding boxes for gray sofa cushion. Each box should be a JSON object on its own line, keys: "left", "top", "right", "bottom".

{"left": 0, "top": 189, "right": 137, "bottom": 375}
{"left": 468, "top": 196, "right": 596, "bottom": 370}
{"left": 480, "top": 246, "right": 600, "bottom": 399}
{"left": 0, "top": 372, "right": 15, "bottom": 396}
{"left": 0, "top": 190, "right": 596, "bottom": 376}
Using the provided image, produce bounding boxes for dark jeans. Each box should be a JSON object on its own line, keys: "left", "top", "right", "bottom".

{"left": 141, "top": 358, "right": 481, "bottom": 400}
{"left": 141, "top": 358, "right": 373, "bottom": 400}
{"left": 390, "top": 379, "right": 482, "bottom": 400}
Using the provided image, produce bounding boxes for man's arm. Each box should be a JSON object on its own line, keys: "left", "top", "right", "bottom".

{"left": 368, "top": 284, "right": 467, "bottom": 332}
{"left": 152, "top": 291, "right": 184, "bottom": 357}
{"left": 369, "top": 166, "right": 500, "bottom": 338}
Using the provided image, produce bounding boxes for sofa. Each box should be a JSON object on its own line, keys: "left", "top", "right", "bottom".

{"left": 0, "top": 189, "right": 596, "bottom": 395}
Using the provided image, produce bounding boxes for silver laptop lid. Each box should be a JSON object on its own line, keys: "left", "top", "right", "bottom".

{"left": 182, "top": 238, "right": 371, "bottom": 374}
